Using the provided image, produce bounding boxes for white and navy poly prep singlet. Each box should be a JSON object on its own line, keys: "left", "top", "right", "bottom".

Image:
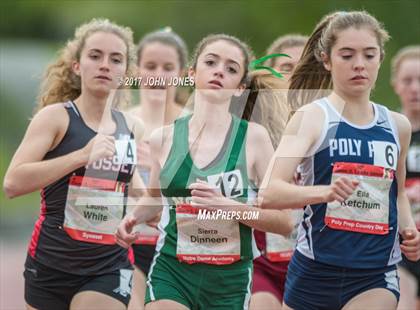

{"left": 296, "top": 97, "right": 402, "bottom": 269}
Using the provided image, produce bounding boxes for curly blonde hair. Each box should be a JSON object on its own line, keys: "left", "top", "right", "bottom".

{"left": 35, "top": 18, "right": 137, "bottom": 113}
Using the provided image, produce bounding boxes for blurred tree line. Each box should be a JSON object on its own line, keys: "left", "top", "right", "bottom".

{"left": 2, "top": 1, "right": 419, "bottom": 58}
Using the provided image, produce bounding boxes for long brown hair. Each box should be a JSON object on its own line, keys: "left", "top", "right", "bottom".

{"left": 288, "top": 11, "right": 390, "bottom": 110}
{"left": 240, "top": 71, "right": 289, "bottom": 148}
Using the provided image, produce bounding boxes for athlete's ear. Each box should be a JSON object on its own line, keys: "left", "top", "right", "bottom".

{"left": 321, "top": 52, "right": 331, "bottom": 71}
{"left": 188, "top": 66, "right": 195, "bottom": 80}
{"left": 72, "top": 61, "right": 81, "bottom": 76}
{"left": 234, "top": 82, "right": 246, "bottom": 97}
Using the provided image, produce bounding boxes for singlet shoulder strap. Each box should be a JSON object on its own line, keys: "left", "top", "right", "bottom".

{"left": 173, "top": 114, "right": 192, "bottom": 155}
{"left": 318, "top": 98, "right": 340, "bottom": 124}
{"left": 111, "top": 109, "right": 133, "bottom": 138}
{"left": 305, "top": 99, "right": 331, "bottom": 157}
{"left": 159, "top": 115, "right": 193, "bottom": 194}
{"left": 375, "top": 103, "right": 390, "bottom": 126}
{"left": 225, "top": 115, "right": 248, "bottom": 171}
{"left": 376, "top": 103, "right": 401, "bottom": 152}
{"left": 64, "top": 101, "right": 81, "bottom": 116}
{"left": 62, "top": 101, "right": 83, "bottom": 124}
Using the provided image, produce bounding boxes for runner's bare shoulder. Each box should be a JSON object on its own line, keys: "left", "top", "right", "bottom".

{"left": 246, "top": 121, "right": 272, "bottom": 153}
{"left": 284, "top": 102, "right": 325, "bottom": 142}
{"left": 33, "top": 102, "right": 70, "bottom": 129}
{"left": 23, "top": 102, "right": 71, "bottom": 153}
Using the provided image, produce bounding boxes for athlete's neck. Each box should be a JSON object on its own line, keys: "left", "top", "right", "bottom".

{"left": 191, "top": 91, "right": 232, "bottom": 132}
{"left": 73, "top": 92, "right": 113, "bottom": 131}
{"left": 402, "top": 108, "right": 420, "bottom": 131}
{"left": 137, "top": 96, "right": 180, "bottom": 136}
{"left": 329, "top": 91, "right": 375, "bottom": 126}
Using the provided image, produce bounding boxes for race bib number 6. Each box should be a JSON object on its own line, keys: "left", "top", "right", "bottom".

{"left": 370, "top": 141, "right": 398, "bottom": 170}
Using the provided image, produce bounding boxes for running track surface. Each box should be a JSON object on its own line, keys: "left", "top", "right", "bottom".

{"left": 1, "top": 241, "right": 25, "bottom": 310}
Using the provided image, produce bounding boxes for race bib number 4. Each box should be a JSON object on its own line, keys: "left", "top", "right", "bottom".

{"left": 175, "top": 204, "right": 241, "bottom": 265}
{"left": 325, "top": 162, "right": 394, "bottom": 235}
{"left": 115, "top": 139, "right": 136, "bottom": 165}
{"left": 63, "top": 176, "right": 125, "bottom": 244}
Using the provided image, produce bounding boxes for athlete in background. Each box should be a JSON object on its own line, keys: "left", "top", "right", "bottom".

{"left": 392, "top": 45, "right": 420, "bottom": 310}
{"left": 250, "top": 35, "right": 307, "bottom": 310}
{"left": 127, "top": 28, "right": 189, "bottom": 310}
{"left": 265, "top": 34, "right": 307, "bottom": 80}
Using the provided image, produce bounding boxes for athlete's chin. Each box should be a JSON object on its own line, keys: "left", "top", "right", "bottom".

{"left": 89, "top": 86, "right": 113, "bottom": 98}
{"left": 345, "top": 84, "right": 372, "bottom": 94}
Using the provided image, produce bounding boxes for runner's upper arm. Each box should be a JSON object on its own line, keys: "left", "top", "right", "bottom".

{"left": 264, "top": 104, "right": 324, "bottom": 185}
{"left": 7, "top": 104, "right": 68, "bottom": 170}
{"left": 246, "top": 122, "right": 274, "bottom": 186}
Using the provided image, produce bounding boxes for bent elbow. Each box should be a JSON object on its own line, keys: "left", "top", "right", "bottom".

{"left": 3, "top": 185, "right": 16, "bottom": 199}
{"left": 3, "top": 178, "right": 20, "bottom": 199}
